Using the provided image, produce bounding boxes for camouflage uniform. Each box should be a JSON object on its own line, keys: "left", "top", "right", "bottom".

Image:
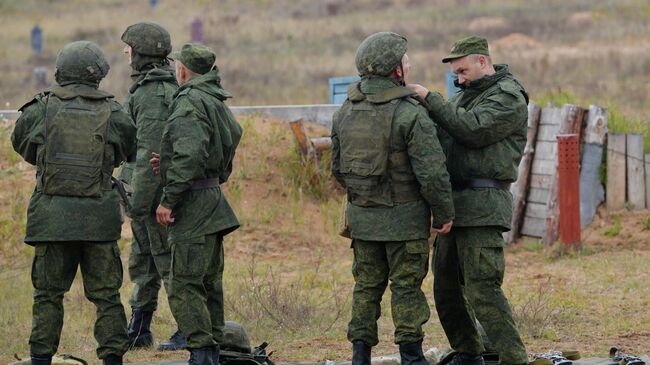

{"left": 159, "top": 44, "right": 241, "bottom": 357}
{"left": 422, "top": 36, "right": 529, "bottom": 365}
{"left": 331, "top": 32, "right": 454, "bottom": 359}
{"left": 119, "top": 22, "right": 180, "bottom": 348}
{"left": 11, "top": 41, "right": 135, "bottom": 365}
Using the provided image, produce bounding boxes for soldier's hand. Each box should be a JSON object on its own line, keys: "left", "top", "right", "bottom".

{"left": 156, "top": 204, "right": 175, "bottom": 226}
{"left": 150, "top": 152, "right": 161, "bottom": 175}
{"left": 434, "top": 221, "right": 453, "bottom": 235}
{"left": 406, "top": 84, "right": 430, "bottom": 99}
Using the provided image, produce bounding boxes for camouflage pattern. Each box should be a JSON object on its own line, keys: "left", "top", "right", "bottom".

{"left": 347, "top": 239, "right": 430, "bottom": 346}
{"left": 54, "top": 41, "right": 109, "bottom": 85}
{"left": 29, "top": 241, "right": 129, "bottom": 359}
{"left": 121, "top": 22, "right": 172, "bottom": 57}
{"left": 433, "top": 227, "right": 528, "bottom": 365}
{"left": 331, "top": 72, "right": 453, "bottom": 347}
{"left": 442, "top": 35, "right": 490, "bottom": 63}
{"left": 171, "top": 43, "right": 216, "bottom": 75}
{"left": 222, "top": 321, "right": 252, "bottom": 353}
{"left": 160, "top": 66, "right": 241, "bottom": 349}
{"left": 355, "top": 32, "right": 407, "bottom": 77}
{"left": 168, "top": 233, "right": 225, "bottom": 348}
{"left": 422, "top": 64, "right": 528, "bottom": 364}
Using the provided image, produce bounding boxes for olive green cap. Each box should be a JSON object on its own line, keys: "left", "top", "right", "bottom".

{"left": 171, "top": 43, "right": 215, "bottom": 75}
{"left": 442, "top": 35, "right": 490, "bottom": 63}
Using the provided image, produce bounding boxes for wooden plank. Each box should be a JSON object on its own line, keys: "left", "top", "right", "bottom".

{"left": 521, "top": 217, "right": 545, "bottom": 237}
{"left": 535, "top": 141, "right": 558, "bottom": 158}
{"left": 537, "top": 124, "right": 562, "bottom": 142}
{"left": 646, "top": 154, "right": 650, "bottom": 209}
{"left": 529, "top": 174, "right": 554, "bottom": 189}
{"left": 543, "top": 104, "right": 585, "bottom": 245}
{"left": 525, "top": 202, "right": 548, "bottom": 219}
{"left": 528, "top": 187, "right": 549, "bottom": 204}
{"left": 626, "top": 133, "right": 645, "bottom": 210}
{"left": 506, "top": 102, "right": 541, "bottom": 243}
{"left": 607, "top": 133, "right": 627, "bottom": 211}
{"left": 531, "top": 159, "right": 556, "bottom": 175}
{"left": 579, "top": 105, "right": 608, "bottom": 228}
{"left": 539, "top": 107, "right": 562, "bottom": 125}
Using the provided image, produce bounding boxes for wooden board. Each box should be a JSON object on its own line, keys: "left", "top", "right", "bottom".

{"left": 646, "top": 154, "right": 650, "bottom": 210}
{"left": 531, "top": 159, "right": 556, "bottom": 175}
{"left": 626, "top": 133, "right": 645, "bottom": 210}
{"left": 529, "top": 174, "right": 554, "bottom": 189}
{"left": 606, "top": 133, "right": 626, "bottom": 211}
{"left": 528, "top": 187, "right": 549, "bottom": 204}
{"left": 521, "top": 216, "right": 546, "bottom": 237}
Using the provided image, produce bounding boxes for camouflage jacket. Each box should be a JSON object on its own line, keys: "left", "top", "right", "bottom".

{"left": 159, "top": 69, "right": 242, "bottom": 244}
{"left": 332, "top": 76, "right": 454, "bottom": 241}
{"left": 122, "top": 65, "right": 178, "bottom": 217}
{"left": 11, "top": 83, "right": 136, "bottom": 243}
{"left": 423, "top": 64, "right": 528, "bottom": 230}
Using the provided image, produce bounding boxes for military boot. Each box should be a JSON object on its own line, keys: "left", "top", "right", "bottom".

{"left": 30, "top": 355, "right": 52, "bottom": 365}
{"left": 447, "top": 353, "right": 485, "bottom": 365}
{"left": 103, "top": 354, "right": 123, "bottom": 365}
{"left": 189, "top": 347, "right": 215, "bottom": 365}
{"left": 399, "top": 340, "right": 428, "bottom": 365}
{"left": 352, "top": 340, "right": 371, "bottom": 365}
{"left": 157, "top": 329, "right": 188, "bottom": 351}
{"left": 127, "top": 309, "right": 154, "bottom": 348}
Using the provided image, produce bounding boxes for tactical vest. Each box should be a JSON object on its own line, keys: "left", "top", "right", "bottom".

{"left": 338, "top": 86, "right": 421, "bottom": 207}
{"left": 40, "top": 95, "right": 112, "bottom": 197}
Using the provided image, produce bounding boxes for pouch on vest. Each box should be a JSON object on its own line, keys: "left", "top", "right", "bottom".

{"left": 41, "top": 96, "right": 111, "bottom": 197}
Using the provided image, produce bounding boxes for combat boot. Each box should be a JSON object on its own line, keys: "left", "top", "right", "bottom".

{"left": 127, "top": 309, "right": 154, "bottom": 348}
{"left": 399, "top": 340, "right": 428, "bottom": 365}
{"left": 352, "top": 340, "right": 371, "bottom": 365}
{"left": 103, "top": 354, "right": 123, "bottom": 365}
{"left": 189, "top": 347, "right": 215, "bottom": 365}
{"left": 30, "top": 355, "right": 52, "bottom": 365}
{"left": 157, "top": 329, "right": 188, "bottom": 351}
{"left": 447, "top": 352, "right": 485, "bottom": 365}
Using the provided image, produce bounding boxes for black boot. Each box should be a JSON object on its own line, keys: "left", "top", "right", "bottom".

{"left": 189, "top": 347, "right": 215, "bottom": 365}
{"left": 103, "top": 354, "right": 123, "bottom": 365}
{"left": 157, "top": 329, "right": 188, "bottom": 351}
{"left": 127, "top": 309, "right": 154, "bottom": 348}
{"left": 30, "top": 355, "right": 52, "bottom": 365}
{"left": 448, "top": 352, "right": 485, "bottom": 365}
{"left": 399, "top": 341, "right": 428, "bottom": 365}
{"left": 212, "top": 344, "right": 220, "bottom": 365}
{"left": 352, "top": 340, "right": 371, "bottom": 365}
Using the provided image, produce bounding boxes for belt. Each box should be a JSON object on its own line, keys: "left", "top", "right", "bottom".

{"left": 452, "top": 178, "right": 510, "bottom": 191}
{"left": 191, "top": 178, "right": 220, "bottom": 190}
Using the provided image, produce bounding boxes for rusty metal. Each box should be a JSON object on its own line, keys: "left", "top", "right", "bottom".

{"left": 557, "top": 134, "right": 581, "bottom": 247}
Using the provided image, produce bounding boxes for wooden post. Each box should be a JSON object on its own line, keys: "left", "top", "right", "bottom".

{"left": 557, "top": 134, "right": 581, "bottom": 246}
{"left": 505, "top": 103, "right": 541, "bottom": 243}
{"left": 543, "top": 104, "right": 584, "bottom": 245}
{"left": 579, "top": 105, "right": 608, "bottom": 228}
{"left": 646, "top": 154, "right": 650, "bottom": 209}
{"left": 606, "top": 133, "right": 627, "bottom": 211}
{"left": 311, "top": 137, "right": 332, "bottom": 152}
{"left": 626, "top": 134, "right": 646, "bottom": 210}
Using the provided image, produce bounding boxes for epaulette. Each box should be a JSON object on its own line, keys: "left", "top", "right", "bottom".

{"left": 18, "top": 92, "right": 48, "bottom": 112}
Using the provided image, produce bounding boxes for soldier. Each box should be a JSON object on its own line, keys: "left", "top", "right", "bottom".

{"left": 407, "top": 36, "right": 529, "bottom": 365}
{"left": 331, "top": 32, "right": 454, "bottom": 365}
{"left": 150, "top": 43, "right": 242, "bottom": 365}
{"left": 119, "top": 21, "right": 187, "bottom": 351}
{"left": 11, "top": 41, "right": 136, "bottom": 365}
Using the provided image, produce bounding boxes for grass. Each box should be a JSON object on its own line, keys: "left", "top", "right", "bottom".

{"left": 602, "top": 214, "right": 622, "bottom": 237}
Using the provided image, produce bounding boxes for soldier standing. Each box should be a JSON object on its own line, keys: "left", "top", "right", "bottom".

{"left": 151, "top": 43, "right": 242, "bottom": 365}
{"left": 11, "top": 41, "right": 136, "bottom": 365}
{"left": 119, "top": 21, "right": 187, "bottom": 351}
{"left": 331, "top": 32, "right": 454, "bottom": 365}
{"left": 407, "top": 36, "right": 529, "bottom": 365}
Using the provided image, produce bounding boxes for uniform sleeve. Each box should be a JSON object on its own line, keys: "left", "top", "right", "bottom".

{"left": 107, "top": 100, "right": 137, "bottom": 166}
{"left": 11, "top": 98, "right": 46, "bottom": 165}
{"left": 330, "top": 110, "right": 346, "bottom": 188}
{"left": 424, "top": 90, "right": 527, "bottom": 148}
{"left": 407, "top": 109, "right": 454, "bottom": 227}
{"left": 159, "top": 100, "right": 212, "bottom": 210}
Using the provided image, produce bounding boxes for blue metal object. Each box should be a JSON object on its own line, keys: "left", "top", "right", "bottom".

{"left": 149, "top": 0, "right": 158, "bottom": 8}
{"left": 31, "top": 25, "right": 42, "bottom": 58}
{"left": 328, "top": 75, "right": 360, "bottom": 104}
{"left": 446, "top": 70, "right": 460, "bottom": 99}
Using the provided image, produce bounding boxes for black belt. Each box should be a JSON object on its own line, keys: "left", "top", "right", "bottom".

{"left": 191, "top": 178, "right": 220, "bottom": 190}
{"left": 452, "top": 178, "right": 510, "bottom": 191}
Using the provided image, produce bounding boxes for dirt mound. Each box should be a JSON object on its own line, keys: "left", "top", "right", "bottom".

{"left": 492, "top": 33, "right": 542, "bottom": 50}
{"left": 582, "top": 207, "right": 650, "bottom": 251}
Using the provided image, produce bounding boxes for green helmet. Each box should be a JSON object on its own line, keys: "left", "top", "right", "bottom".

{"left": 221, "top": 321, "right": 252, "bottom": 353}
{"left": 55, "top": 41, "right": 109, "bottom": 85}
{"left": 355, "top": 32, "right": 407, "bottom": 77}
{"left": 121, "top": 21, "right": 172, "bottom": 57}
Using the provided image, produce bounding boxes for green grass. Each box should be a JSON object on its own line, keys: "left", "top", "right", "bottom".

{"left": 602, "top": 214, "right": 622, "bottom": 237}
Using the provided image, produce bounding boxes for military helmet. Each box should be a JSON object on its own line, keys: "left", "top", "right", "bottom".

{"left": 355, "top": 32, "right": 407, "bottom": 76}
{"left": 121, "top": 22, "right": 172, "bottom": 57}
{"left": 55, "top": 41, "right": 109, "bottom": 84}
{"left": 221, "top": 321, "right": 252, "bottom": 353}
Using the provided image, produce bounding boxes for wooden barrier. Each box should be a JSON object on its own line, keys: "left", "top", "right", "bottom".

{"left": 646, "top": 154, "right": 650, "bottom": 209}
{"left": 626, "top": 134, "right": 646, "bottom": 210}
{"left": 606, "top": 133, "right": 627, "bottom": 211}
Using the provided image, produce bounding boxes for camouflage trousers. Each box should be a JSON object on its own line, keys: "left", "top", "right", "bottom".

{"left": 347, "top": 239, "right": 430, "bottom": 346}
{"left": 168, "top": 233, "right": 225, "bottom": 349}
{"left": 433, "top": 226, "right": 528, "bottom": 365}
{"left": 29, "top": 241, "right": 129, "bottom": 359}
{"left": 128, "top": 215, "right": 171, "bottom": 312}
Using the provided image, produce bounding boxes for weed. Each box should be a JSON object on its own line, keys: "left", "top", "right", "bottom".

{"left": 510, "top": 278, "right": 565, "bottom": 339}
{"left": 643, "top": 216, "right": 650, "bottom": 231}
{"left": 602, "top": 214, "right": 622, "bottom": 237}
